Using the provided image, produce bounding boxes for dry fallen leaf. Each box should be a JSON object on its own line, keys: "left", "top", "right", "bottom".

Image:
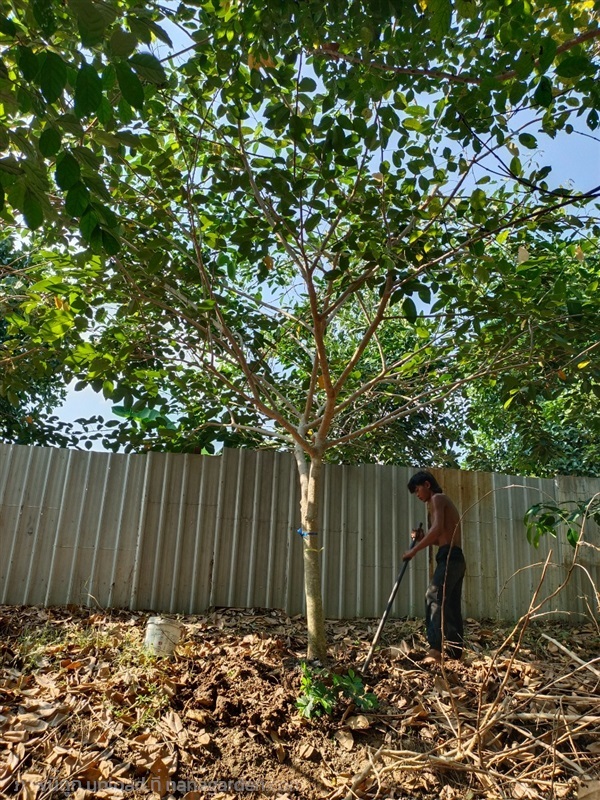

{"left": 298, "top": 743, "right": 317, "bottom": 760}
{"left": 406, "top": 703, "right": 430, "bottom": 726}
{"left": 18, "top": 772, "right": 44, "bottom": 798}
{"left": 147, "top": 756, "right": 172, "bottom": 797}
{"left": 334, "top": 729, "right": 354, "bottom": 751}
{"left": 579, "top": 781, "right": 600, "bottom": 800}
{"left": 196, "top": 729, "right": 212, "bottom": 747}
{"left": 344, "top": 715, "right": 370, "bottom": 730}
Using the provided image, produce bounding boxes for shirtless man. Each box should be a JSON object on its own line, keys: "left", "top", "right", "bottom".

{"left": 402, "top": 470, "right": 466, "bottom": 663}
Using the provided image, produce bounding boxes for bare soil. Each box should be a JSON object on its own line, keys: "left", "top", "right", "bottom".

{"left": 1, "top": 605, "right": 599, "bottom": 800}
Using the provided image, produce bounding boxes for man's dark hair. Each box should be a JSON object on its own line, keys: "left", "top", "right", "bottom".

{"left": 407, "top": 470, "right": 443, "bottom": 494}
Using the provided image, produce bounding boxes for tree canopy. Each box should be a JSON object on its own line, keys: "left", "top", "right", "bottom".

{"left": 1, "top": 0, "right": 599, "bottom": 656}
{"left": 0, "top": 238, "right": 79, "bottom": 446}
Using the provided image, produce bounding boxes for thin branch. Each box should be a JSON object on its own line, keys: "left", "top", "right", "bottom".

{"left": 311, "top": 46, "right": 479, "bottom": 85}
{"left": 224, "top": 285, "right": 312, "bottom": 332}
{"left": 540, "top": 634, "right": 600, "bottom": 680}
{"left": 196, "top": 418, "right": 293, "bottom": 446}
{"left": 311, "top": 28, "right": 600, "bottom": 87}
{"left": 327, "top": 357, "right": 534, "bottom": 447}
{"left": 236, "top": 122, "right": 307, "bottom": 275}
{"left": 332, "top": 270, "right": 394, "bottom": 395}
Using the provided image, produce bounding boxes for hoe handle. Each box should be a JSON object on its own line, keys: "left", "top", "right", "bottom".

{"left": 362, "top": 534, "right": 419, "bottom": 673}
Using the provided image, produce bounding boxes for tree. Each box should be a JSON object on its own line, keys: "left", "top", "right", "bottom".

{"left": 462, "top": 385, "right": 600, "bottom": 477}
{"left": 1, "top": 0, "right": 599, "bottom": 658}
{"left": 0, "top": 237, "right": 77, "bottom": 446}
{"left": 459, "top": 240, "right": 600, "bottom": 477}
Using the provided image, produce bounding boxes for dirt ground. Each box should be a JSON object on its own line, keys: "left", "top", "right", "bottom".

{"left": 1, "top": 605, "right": 599, "bottom": 800}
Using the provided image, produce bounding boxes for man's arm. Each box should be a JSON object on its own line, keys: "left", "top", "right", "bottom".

{"left": 403, "top": 495, "right": 444, "bottom": 560}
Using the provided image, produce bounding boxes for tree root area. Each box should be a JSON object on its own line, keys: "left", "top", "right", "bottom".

{"left": 1, "top": 606, "right": 598, "bottom": 800}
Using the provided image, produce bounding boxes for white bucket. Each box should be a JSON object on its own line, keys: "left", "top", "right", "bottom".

{"left": 143, "top": 616, "right": 183, "bottom": 657}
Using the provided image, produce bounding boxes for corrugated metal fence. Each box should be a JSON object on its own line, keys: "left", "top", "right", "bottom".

{"left": 1, "top": 443, "right": 598, "bottom": 621}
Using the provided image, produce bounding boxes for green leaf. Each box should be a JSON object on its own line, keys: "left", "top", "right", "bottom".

{"left": 75, "top": 62, "right": 103, "bottom": 118}
{"left": 110, "top": 28, "right": 138, "bottom": 57}
{"left": 0, "top": 156, "right": 24, "bottom": 175}
{"left": 23, "top": 189, "right": 44, "bottom": 229}
{"left": 102, "top": 229, "right": 121, "bottom": 255}
{"left": 455, "top": 0, "right": 476, "bottom": 19}
{"left": 39, "top": 52, "right": 67, "bottom": 104}
{"left": 143, "top": 19, "right": 173, "bottom": 47}
{"left": 39, "top": 127, "right": 62, "bottom": 157}
{"left": 403, "top": 297, "right": 417, "bottom": 324}
{"left": 127, "top": 15, "right": 173, "bottom": 47}
{"left": 533, "top": 76, "right": 553, "bottom": 108}
{"left": 405, "top": 105, "right": 428, "bottom": 117}
{"left": 65, "top": 182, "right": 90, "bottom": 216}
{"left": 471, "top": 188, "right": 486, "bottom": 210}
{"left": 428, "top": 0, "right": 452, "bottom": 41}
{"left": 115, "top": 131, "right": 140, "bottom": 148}
{"left": 72, "top": 145, "right": 101, "bottom": 171}
{"left": 17, "top": 46, "right": 40, "bottom": 81}
{"left": 79, "top": 207, "right": 99, "bottom": 241}
{"left": 555, "top": 56, "right": 592, "bottom": 79}
{"left": 32, "top": 0, "right": 56, "bottom": 36}
{"left": 129, "top": 52, "right": 168, "bottom": 85}
{"left": 68, "top": 0, "right": 116, "bottom": 46}
{"left": 514, "top": 51, "right": 535, "bottom": 80}
{"left": 128, "top": 16, "right": 153, "bottom": 44}
{"left": 0, "top": 16, "right": 17, "bottom": 36}
{"left": 115, "top": 61, "right": 145, "bottom": 110}
{"left": 93, "top": 130, "right": 122, "bottom": 149}
{"left": 537, "top": 37, "right": 557, "bottom": 73}
{"left": 402, "top": 117, "right": 422, "bottom": 132}
{"left": 566, "top": 527, "right": 580, "bottom": 547}
{"left": 96, "top": 96, "right": 113, "bottom": 126}
{"left": 299, "top": 77, "right": 317, "bottom": 92}
{"left": 94, "top": 202, "right": 118, "bottom": 228}
{"left": 82, "top": 173, "right": 112, "bottom": 202}
{"left": 55, "top": 152, "right": 81, "bottom": 190}
{"left": 518, "top": 133, "right": 537, "bottom": 149}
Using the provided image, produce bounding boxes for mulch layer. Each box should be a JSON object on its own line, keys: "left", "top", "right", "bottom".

{"left": 1, "top": 605, "right": 599, "bottom": 800}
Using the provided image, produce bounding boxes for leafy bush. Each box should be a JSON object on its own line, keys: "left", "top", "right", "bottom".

{"left": 524, "top": 497, "right": 600, "bottom": 548}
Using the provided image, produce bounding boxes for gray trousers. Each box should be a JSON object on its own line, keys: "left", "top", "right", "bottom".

{"left": 426, "top": 545, "right": 466, "bottom": 659}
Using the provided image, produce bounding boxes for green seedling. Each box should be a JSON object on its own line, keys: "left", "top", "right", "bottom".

{"left": 296, "top": 662, "right": 378, "bottom": 719}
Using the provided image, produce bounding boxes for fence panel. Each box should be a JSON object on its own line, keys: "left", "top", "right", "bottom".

{"left": 0, "top": 442, "right": 598, "bottom": 621}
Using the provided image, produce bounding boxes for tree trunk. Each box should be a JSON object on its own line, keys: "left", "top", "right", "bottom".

{"left": 295, "top": 451, "right": 327, "bottom": 661}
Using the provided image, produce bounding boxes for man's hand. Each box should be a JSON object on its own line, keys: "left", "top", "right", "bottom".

{"left": 411, "top": 524, "right": 424, "bottom": 542}
{"left": 402, "top": 548, "right": 416, "bottom": 561}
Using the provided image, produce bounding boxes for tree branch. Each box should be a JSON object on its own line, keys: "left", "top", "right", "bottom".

{"left": 311, "top": 28, "right": 600, "bottom": 87}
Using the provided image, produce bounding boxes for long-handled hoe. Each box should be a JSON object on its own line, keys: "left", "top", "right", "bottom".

{"left": 361, "top": 524, "right": 423, "bottom": 673}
